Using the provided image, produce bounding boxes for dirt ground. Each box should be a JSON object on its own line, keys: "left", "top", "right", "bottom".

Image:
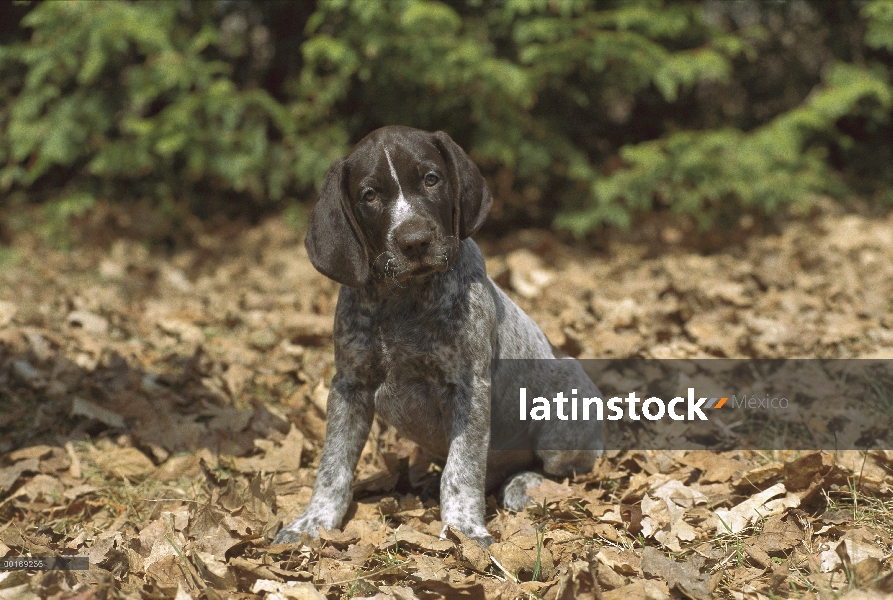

{"left": 1, "top": 203, "right": 892, "bottom": 599}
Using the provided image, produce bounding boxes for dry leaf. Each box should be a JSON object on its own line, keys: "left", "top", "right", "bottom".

{"left": 820, "top": 529, "right": 886, "bottom": 573}
{"left": 489, "top": 534, "right": 555, "bottom": 581}
{"left": 92, "top": 446, "right": 155, "bottom": 480}
{"left": 233, "top": 424, "right": 304, "bottom": 474}
{"left": 4, "top": 204, "right": 893, "bottom": 600}
{"left": 713, "top": 483, "right": 799, "bottom": 534}
{"left": 0, "top": 458, "right": 39, "bottom": 493}
{"left": 315, "top": 557, "right": 360, "bottom": 585}
{"left": 551, "top": 560, "right": 600, "bottom": 600}
{"left": 71, "top": 396, "right": 126, "bottom": 429}
{"left": 8, "top": 445, "right": 54, "bottom": 461}
{"left": 640, "top": 546, "right": 713, "bottom": 600}
{"left": 143, "top": 533, "right": 188, "bottom": 587}
{"left": 251, "top": 580, "right": 326, "bottom": 599}
{"left": 381, "top": 525, "right": 453, "bottom": 554}
{"left": 507, "top": 250, "right": 554, "bottom": 299}
{"left": 595, "top": 548, "right": 640, "bottom": 577}
{"left": 193, "top": 551, "right": 237, "bottom": 589}
{"left": 67, "top": 310, "right": 109, "bottom": 335}
{"left": 410, "top": 554, "right": 450, "bottom": 582}
{"left": 601, "top": 579, "right": 670, "bottom": 600}
{"left": 444, "top": 527, "right": 491, "bottom": 573}
{"left": 223, "top": 363, "right": 253, "bottom": 400}
{"left": 0, "top": 300, "right": 17, "bottom": 326}
{"left": 682, "top": 452, "right": 743, "bottom": 484}
{"left": 526, "top": 478, "right": 574, "bottom": 505}
{"left": 640, "top": 479, "right": 706, "bottom": 551}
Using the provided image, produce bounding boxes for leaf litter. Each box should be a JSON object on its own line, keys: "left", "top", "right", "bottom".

{"left": 0, "top": 208, "right": 892, "bottom": 598}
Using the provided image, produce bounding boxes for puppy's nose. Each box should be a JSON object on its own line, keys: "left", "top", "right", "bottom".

{"left": 397, "top": 230, "right": 433, "bottom": 257}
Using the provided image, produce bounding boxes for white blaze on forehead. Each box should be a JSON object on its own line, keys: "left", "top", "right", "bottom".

{"left": 384, "top": 148, "right": 404, "bottom": 198}
{"left": 384, "top": 147, "right": 411, "bottom": 223}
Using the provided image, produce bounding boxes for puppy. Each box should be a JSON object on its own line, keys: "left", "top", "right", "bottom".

{"left": 274, "top": 126, "right": 602, "bottom": 546}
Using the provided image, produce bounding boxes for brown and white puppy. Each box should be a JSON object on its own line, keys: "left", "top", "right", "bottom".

{"left": 274, "top": 126, "right": 602, "bottom": 546}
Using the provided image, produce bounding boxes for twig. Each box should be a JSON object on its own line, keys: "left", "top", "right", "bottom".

{"left": 490, "top": 555, "right": 519, "bottom": 583}
{"left": 325, "top": 561, "right": 412, "bottom": 586}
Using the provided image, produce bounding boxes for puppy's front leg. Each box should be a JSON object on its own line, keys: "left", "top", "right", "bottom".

{"left": 273, "top": 378, "right": 373, "bottom": 544}
{"left": 439, "top": 372, "right": 496, "bottom": 547}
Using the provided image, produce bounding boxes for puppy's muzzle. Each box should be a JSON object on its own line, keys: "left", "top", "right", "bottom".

{"left": 377, "top": 219, "right": 453, "bottom": 281}
{"left": 395, "top": 226, "right": 434, "bottom": 260}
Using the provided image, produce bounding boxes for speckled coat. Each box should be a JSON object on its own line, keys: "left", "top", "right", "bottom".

{"left": 274, "top": 127, "right": 603, "bottom": 546}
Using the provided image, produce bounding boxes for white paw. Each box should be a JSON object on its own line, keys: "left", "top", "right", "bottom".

{"left": 440, "top": 522, "right": 496, "bottom": 548}
{"left": 273, "top": 515, "right": 329, "bottom": 544}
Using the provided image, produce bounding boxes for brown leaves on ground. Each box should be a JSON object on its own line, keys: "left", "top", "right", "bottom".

{"left": 1, "top": 209, "right": 893, "bottom": 598}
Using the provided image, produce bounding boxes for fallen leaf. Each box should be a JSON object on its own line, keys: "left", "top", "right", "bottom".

{"left": 0, "top": 300, "right": 16, "bottom": 326}
{"left": 526, "top": 479, "right": 573, "bottom": 505}
{"left": 820, "top": 529, "right": 886, "bottom": 573}
{"left": 640, "top": 479, "right": 705, "bottom": 551}
{"left": 489, "top": 533, "right": 555, "bottom": 581}
{"left": 551, "top": 560, "right": 600, "bottom": 600}
{"left": 315, "top": 557, "right": 360, "bottom": 585}
{"left": 193, "top": 551, "right": 237, "bottom": 589}
{"left": 411, "top": 554, "right": 450, "bottom": 582}
{"left": 713, "top": 483, "right": 799, "bottom": 534}
{"left": 0, "top": 458, "right": 40, "bottom": 493}
{"left": 412, "top": 581, "right": 486, "bottom": 600}
{"left": 445, "top": 527, "right": 491, "bottom": 573}
{"left": 682, "top": 452, "right": 743, "bottom": 483}
{"left": 8, "top": 445, "right": 54, "bottom": 461}
{"left": 601, "top": 579, "right": 670, "bottom": 600}
{"left": 187, "top": 503, "right": 242, "bottom": 556}
{"left": 507, "top": 250, "right": 554, "bottom": 299}
{"left": 67, "top": 310, "right": 109, "bottom": 335}
{"left": 232, "top": 425, "right": 304, "bottom": 474}
{"left": 92, "top": 446, "right": 155, "bottom": 480}
{"left": 595, "top": 548, "right": 640, "bottom": 577}
{"left": 640, "top": 546, "right": 713, "bottom": 600}
{"left": 143, "top": 533, "right": 188, "bottom": 587}
{"left": 380, "top": 525, "right": 453, "bottom": 554}
{"left": 251, "top": 580, "right": 326, "bottom": 599}
{"left": 222, "top": 363, "right": 253, "bottom": 400}
{"left": 11, "top": 474, "right": 64, "bottom": 502}
{"left": 71, "top": 397, "right": 125, "bottom": 429}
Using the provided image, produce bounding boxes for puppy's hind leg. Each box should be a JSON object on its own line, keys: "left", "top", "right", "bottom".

{"left": 498, "top": 471, "right": 545, "bottom": 512}
{"left": 498, "top": 447, "right": 601, "bottom": 512}
{"left": 498, "top": 448, "right": 598, "bottom": 512}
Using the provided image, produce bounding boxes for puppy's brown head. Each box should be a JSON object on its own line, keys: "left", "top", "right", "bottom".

{"left": 304, "top": 126, "right": 492, "bottom": 288}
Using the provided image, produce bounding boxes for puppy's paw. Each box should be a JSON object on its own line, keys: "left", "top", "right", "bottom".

{"left": 499, "top": 471, "right": 544, "bottom": 512}
{"left": 273, "top": 513, "right": 332, "bottom": 545}
{"left": 439, "top": 523, "right": 496, "bottom": 548}
{"left": 272, "top": 525, "right": 307, "bottom": 545}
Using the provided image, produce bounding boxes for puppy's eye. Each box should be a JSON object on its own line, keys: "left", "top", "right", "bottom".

{"left": 424, "top": 173, "right": 439, "bottom": 187}
{"left": 362, "top": 190, "right": 377, "bottom": 203}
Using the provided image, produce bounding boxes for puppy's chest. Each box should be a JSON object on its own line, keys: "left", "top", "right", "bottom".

{"left": 367, "top": 293, "right": 466, "bottom": 363}
{"left": 367, "top": 301, "right": 466, "bottom": 454}
{"left": 374, "top": 308, "right": 464, "bottom": 379}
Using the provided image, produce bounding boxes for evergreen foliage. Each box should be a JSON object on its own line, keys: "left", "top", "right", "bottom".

{"left": 0, "top": 0, "right": 890, "bottom": 233}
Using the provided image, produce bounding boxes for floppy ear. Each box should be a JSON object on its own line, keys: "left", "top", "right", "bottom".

{"left": 304, "top": 158, "right": 371, "bottom": 288}
{"left": 432, "top": 131, "right": 492, "bottom": 239}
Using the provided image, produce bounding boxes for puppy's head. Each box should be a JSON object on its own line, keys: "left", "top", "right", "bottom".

{"left": 304, "top": 126, "right": 492, "bottom": 288}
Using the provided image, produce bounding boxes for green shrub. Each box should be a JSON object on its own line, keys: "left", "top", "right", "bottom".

{"left": 556, "top": 62, "right": 893, "bottom": 234}
{"left": 0, "top": 1, "right": 338, "bottom": 206}
{"left": 0, "top": 0, "right": 890, "bottom": 236}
